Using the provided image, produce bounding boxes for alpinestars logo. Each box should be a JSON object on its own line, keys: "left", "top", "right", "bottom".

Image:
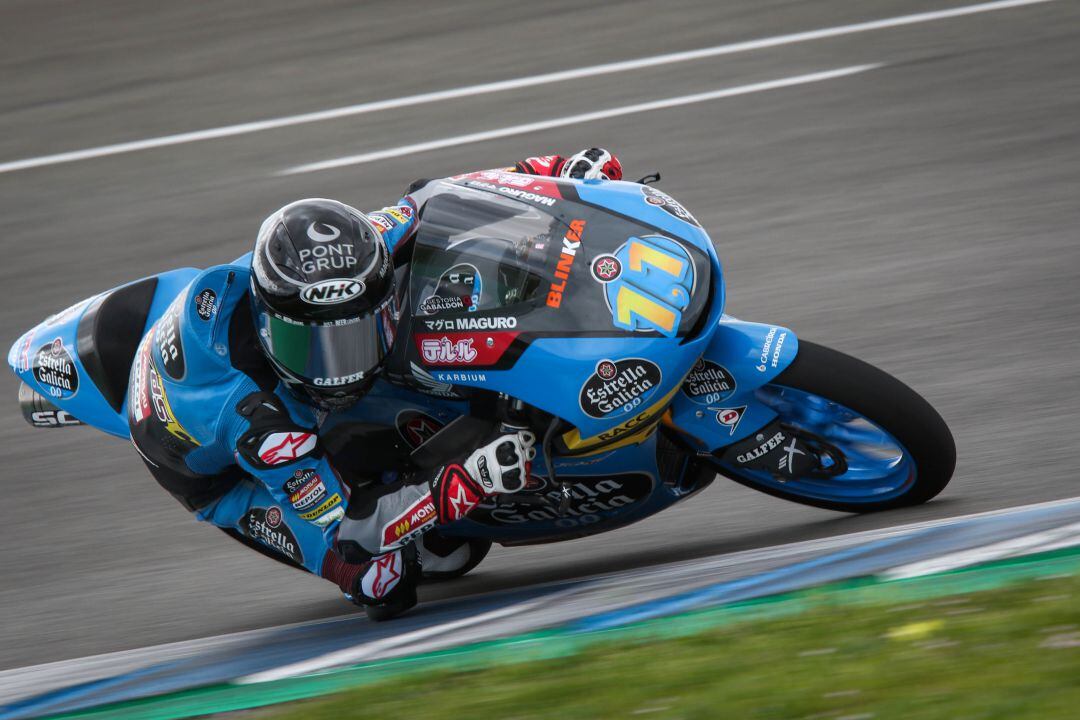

{"left": 258, "top": 432, "right": 317, "bottom": 465}
{"left": 437, "top": 464, "right": 482, "bottom": 521}
{"left": 449, "top": 482, "right": 473, "bottom": 517}
{"left": 362, "top": 552, "right": 401, "bottom": 599}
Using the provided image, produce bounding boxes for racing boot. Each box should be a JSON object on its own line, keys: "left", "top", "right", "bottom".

{"left": 345, "top": 544, "right": 420, "bottom": 622}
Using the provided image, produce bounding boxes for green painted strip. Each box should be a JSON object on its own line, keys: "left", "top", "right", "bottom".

{"left": 45, "top": 545, "right": 1080, "bottom": 720}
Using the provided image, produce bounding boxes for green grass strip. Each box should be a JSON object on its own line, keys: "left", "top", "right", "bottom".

{"left": 44, "top": 545, "right": 1080, "bottom": 720}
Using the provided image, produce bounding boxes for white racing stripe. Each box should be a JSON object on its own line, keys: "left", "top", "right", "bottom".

{"left": 281, "top": 65, "right": 882, "bottom": 175}
{"left": 3, "top": 494, "right": 1079, "bottom": 702}
{"left": 0, "top": 0, "right": 1057, "bottom": 175}
{"left": 237, "top": 599, "right": 546, "bottom": 685}
{"left": 881, "top": 520, "right": 1080, "bottom": 580}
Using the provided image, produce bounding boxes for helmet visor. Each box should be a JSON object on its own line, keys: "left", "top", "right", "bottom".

{"left": 254, "top": 301, "right": 394, "bottom": 392}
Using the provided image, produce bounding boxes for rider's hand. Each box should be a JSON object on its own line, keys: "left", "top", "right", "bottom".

{"left": 463, "top": 430, "right": 537, "bottom": 494}
{"left": 558, "top": 148, "right": 623, "bottom": 181}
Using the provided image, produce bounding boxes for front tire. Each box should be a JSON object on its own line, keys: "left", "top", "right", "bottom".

{"left": 715, "top": 340, "right": 956, "bottom": 513}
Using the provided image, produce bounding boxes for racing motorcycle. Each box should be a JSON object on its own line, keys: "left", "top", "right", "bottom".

{"left": 7, "top": 170, "right": 956, "bottom": 570}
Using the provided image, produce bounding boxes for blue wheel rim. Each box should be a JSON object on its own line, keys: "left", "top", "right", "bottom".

{"left": 724, "top": 384, "right": 917, "bottom": 504}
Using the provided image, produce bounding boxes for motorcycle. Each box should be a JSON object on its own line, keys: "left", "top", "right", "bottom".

{"left": 7, "top": 169, "right": 956, "bottom": 574}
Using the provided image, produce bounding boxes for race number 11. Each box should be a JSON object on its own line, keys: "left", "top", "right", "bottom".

{"left": 609, "top": 236, "right": 694, "bottom": 336}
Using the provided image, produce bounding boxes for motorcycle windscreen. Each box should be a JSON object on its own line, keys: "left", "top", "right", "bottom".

{"left": 408, "top": 183, "right": 712, "bottom": 338}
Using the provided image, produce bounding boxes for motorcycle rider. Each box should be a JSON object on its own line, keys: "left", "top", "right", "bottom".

{"left": 128, "top": 148, "right": 623, "bottom": 619}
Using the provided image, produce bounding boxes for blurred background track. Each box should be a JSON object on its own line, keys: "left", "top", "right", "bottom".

{"left": 1, "top": 0, "right": 1077, "bottom": 670}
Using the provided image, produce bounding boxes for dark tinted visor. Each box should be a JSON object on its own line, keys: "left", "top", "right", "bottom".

{"left": 254, "top": 301, "right": 393, "bottom": 390}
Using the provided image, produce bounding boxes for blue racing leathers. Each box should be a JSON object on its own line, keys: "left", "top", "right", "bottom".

{"left": 127, "top": 199, "right": 420, "bottom": 598}
{"left": 126, "top": 152, "right": 597, "bottom": 604}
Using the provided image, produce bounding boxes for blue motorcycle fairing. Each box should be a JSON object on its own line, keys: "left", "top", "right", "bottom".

{"left": 408, "top": 176, "right": 727, "bottom": 456}
{"left": 573, "top": 178, "right": 716, "bottom": 258}
{"left": 430, "top": 334, "right": 705, "bottom": 450}
{"left": 7, "top": 268, "right": 201, "bottom": 439}
{"left": 439, "top": 431, "right": 700, "bottom": 544}
{"left": 668, "top": 316, "right": 799, "bottom": 452}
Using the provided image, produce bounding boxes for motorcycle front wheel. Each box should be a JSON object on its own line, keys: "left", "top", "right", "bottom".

{"left": 713, "top": 340, "right": 956, "bottom": 513}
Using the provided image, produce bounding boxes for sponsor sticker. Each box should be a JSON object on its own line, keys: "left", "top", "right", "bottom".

{"left": 563, "top": 385, "right": 681, "bottom": 453}
{"left": 423, "top": 315, "right": 518, "bottom": 332}
{"left": 395, "top": 410, "right": 445, "bottom": 449}
{"left": 284, "top": 468, "right": 318, "bottom": 495}
{"left": 590, "top": 254, "right": 622, "bottom": 282}
{"left": 715, "top": 406, "right": 747, "bottom": 435}
{"left": 641, "top": 185, "right": 701, "bottom": 227}
{"left": 579, "top": 358, "right": 662, "bottom": 419}
{"left": 15, "top": 330, "right": 33, "bottom": 372}
{"left": 735, "top": 431, "right": 787, "bottom": 464}
{"left": 419, "top": 263, "right": 483, "bottom": 315}
{"left": 299, "top": 493, "right": 342, "bottom": 521}
{"left": 194, "top": 288, "right": 217, "bottom": 321}
{"left": 297, "top": 238, "right": 357, "bottom": 274}
{"left": 154, "top": 296, "right": 186, "bottom": 380}
{"left": 285, "top": 468, "right": 327, "bottom": 511}
{"left": 33, "top": 337, "right": 79, "bottom": 400}
{"left": 368, "top": 213, "right": 394, "bottom": 232}
{"left": 414, "top": 331, "right": 518, "bottom": 367}
{"left": 432, "top": 370, "right": 487, "bottom": 384}
{"left": 546, "top": 219, "right": 586, "bottom": 309}
{"left": 468, "top": 473, "right": 653, "bottom": 528}
{"left": 756, "top": 327, "right": 788, "bottom": 372}
{"left": 29, "top": 409, "right": 82, "bottom": 427}
{"left": 312, "top": 506, "right": 345, "bottom": 528}
{"left": 382, "top": 494, "right": 438, "bottom": 547}
{"left": 681, "top": 359, "right": 736, "bottom": 406}
{"left": 300, "top": 278, "right": 364, "bottom": 305}
{"left": 242, "top": 507, "right": 303, "bottom": 564}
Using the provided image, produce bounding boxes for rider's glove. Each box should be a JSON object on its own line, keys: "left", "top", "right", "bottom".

{"left": 430, "top": 430, "right": 537, "bottom": 524}
{"left": 558, "top": 148, "right": 623, "bottom": 181}
{"left": 464, "top": 430, "right": 536, "bottom": 494}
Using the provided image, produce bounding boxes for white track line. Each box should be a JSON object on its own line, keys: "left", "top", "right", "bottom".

{"left": 0, "top": 0, "right": 1057, "bottom": 176}
{"left": 3, "top": 494, "right": 1079, "bottom": 701}
{"left": 881, "top": 520, "right": 1080, "bottom": 580}
{"left": 237, "top": 599, "right": 546, "bottom": 685}
{"left": 281, "top": 65, "right": 881, "bottom": 175}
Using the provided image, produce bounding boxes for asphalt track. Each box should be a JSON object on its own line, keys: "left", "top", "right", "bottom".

{"left": 1, "top": 0, "right": 1077, "bottom": 671}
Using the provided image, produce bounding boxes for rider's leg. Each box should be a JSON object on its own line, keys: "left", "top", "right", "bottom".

{"left": 198, "top": 478, "right": 418, "bottom": 609}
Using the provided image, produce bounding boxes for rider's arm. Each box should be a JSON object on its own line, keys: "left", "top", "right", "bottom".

{"left": 512, "top": 148, "right": 623, "bottom": 180}
{"left": 366, "top": 200, "right": 417, "bottom": 255}
{"left": 335, "top": 431, "right": 534, "bottom": 563}
{"left": 228, "top": 389, "right": 348, "bottom": 530}
{"left": 372, "top": 147, "right": 620, "bottom": 255}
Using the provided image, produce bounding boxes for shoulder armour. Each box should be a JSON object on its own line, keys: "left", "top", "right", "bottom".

{"left": 235, "top": 390, "right": 322, "bottom": 470}
{"left": 151, "top": 264, "right": 250, "bottom": 386}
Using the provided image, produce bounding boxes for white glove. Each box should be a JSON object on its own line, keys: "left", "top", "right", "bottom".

{"left": 558, "top": 148, "right": 623, "bottom": 181}
{"left": 463, "top": 430, "right": 537, "bottom": 494}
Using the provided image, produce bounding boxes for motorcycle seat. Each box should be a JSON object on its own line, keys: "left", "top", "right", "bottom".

{"left": 76, "top": 276, "right": 159, "bottom": 413}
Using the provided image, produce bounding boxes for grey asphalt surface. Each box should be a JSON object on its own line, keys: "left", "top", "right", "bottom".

{"left": 1, "top": 0, "right": 1078, "bottom": 671}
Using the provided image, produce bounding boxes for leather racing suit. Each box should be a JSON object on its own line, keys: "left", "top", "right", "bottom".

{"left": 127, "top": 153, "right": 590, "bottom": 606}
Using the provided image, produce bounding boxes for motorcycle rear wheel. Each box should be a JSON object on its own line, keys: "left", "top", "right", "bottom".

{"left": 714, "top": 340, "right": 956, "bottom": 513}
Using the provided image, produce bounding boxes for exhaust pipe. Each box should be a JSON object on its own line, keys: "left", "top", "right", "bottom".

{"left": 18, "top": 382, "right": 83, "bottom": 428}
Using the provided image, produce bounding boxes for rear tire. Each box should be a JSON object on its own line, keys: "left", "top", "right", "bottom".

{"left": 716, "top": 340, "right": 955, "bottom": 513}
